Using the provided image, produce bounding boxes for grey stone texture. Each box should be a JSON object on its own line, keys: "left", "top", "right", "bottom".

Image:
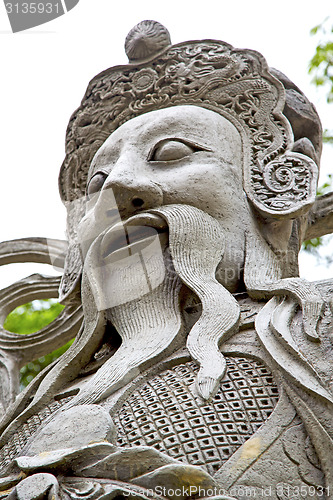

{"left": 0, "top": 20, "right": 332, "bottom": 500}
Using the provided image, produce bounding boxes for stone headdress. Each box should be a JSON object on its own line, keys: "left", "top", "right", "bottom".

{"left": 58, "top": 20, "right": 322, "bottom": 301}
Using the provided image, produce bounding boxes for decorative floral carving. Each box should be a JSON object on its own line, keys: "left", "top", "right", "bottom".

{"left": 132, "top": 68, "right": 158, "bottom": 93}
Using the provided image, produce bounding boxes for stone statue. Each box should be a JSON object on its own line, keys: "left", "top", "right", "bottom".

{"left": 0, "top": 20, "right": 332, "bottom": 500}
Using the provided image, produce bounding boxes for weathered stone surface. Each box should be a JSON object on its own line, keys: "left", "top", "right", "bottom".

{"left": 23, "top": 404, "right": 116, "bottom": 455}
{"left": 0, "top": 19, "right": 332, "bottom": 500}
{"left": 14, "top": 473, "right": 60, "bottom": 500}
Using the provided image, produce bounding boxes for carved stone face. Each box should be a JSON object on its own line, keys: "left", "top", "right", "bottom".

{"left": 78, "top": 105, "right": 254, "bottom": 292}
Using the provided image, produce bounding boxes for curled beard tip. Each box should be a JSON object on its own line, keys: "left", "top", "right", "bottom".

{"left": 196, "top": 375, "right": 221, "bottom": 401}
{"left": 303, "top": 315, "right": 320, "bottom": 342}
{"left": 195, "top": 358, "right": 227, "bottom": 400}
{"left": 302, "top": 298, "right": 323, "bottom": 342}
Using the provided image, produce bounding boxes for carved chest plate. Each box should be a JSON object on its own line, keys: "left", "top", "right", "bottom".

{"left": 114, "top": 356, "right": 279, "bottom": 475}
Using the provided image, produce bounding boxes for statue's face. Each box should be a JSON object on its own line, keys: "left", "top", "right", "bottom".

{"left": 87, "top": 105, "right": 244, "bottom": 216}
{"left": 78, "top": 105, "right": 253, "bottom": 292}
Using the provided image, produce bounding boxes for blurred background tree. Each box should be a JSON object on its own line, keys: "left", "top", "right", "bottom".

{"left": 303, "top": 16, "right": 333, "bottom": 255}
{"left": 309, "top": 16, "right": 333, "bottom": 143}
{"left": 4, "top": 299, "right": 73, "bottom": 389}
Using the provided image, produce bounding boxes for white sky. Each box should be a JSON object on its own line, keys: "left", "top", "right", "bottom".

{"left": 0, "top": 0, "right": 332, "bottom": 288}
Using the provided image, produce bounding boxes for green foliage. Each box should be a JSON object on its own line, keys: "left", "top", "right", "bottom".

{"left": 309, "top": 17, "right": 333, "bottom": 144}
{"left": 309, "top": 17, "right": 333, "bottom": 104}
{"left": 316, "top": 173, "right": 333, "bottom": 196}
{"left": 4, "top": 299, "right": 73, "bottom": 389}
{"left": 4, "top": 299, "right": 64, "bottom": 334}
{"left": 303, "top": 20, "right": 333, "bottom": 255}
{"left": 323, "top": 129, "right": 333, "bottom": 144}
{"left": 302, "top": 236, "right": 324, "bottom": 253}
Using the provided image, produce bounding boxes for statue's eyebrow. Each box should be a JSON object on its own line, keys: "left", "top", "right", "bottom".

{"left": 149, "top": 136, "right": 212, "bottom": 152}
{"left": 147, "top": 137, "right": 213, "bottom": 161}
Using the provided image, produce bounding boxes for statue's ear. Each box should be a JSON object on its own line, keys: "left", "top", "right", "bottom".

{"left": 245, "top": 151, "right": 319, "bottom": 219}
{"left": 59, "top": 242, "right": 82, "bottom": 304}
{"left": 59, "top": 199, "right": 85, "bottom": 304}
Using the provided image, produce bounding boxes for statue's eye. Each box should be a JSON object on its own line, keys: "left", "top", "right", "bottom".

{"left": 87, "top": 172, "right": 108, "bottom": 195}
{"left": 149, "top": 139, "right": 204, "bottom": 162}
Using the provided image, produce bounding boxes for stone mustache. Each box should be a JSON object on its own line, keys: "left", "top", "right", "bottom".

{"left": 0, "top": 20, "right": 332, "bottom": 500}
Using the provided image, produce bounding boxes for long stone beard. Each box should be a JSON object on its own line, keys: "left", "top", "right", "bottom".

{"left": 67, "top": 204, "right": 240, "bottom": 408}
{"left": 153, "top": 205, "right": 240, "bottom": 399}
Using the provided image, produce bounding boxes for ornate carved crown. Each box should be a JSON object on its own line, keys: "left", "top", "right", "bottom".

{"left": 59, "top": 20, "right": 319, "bottom": 220}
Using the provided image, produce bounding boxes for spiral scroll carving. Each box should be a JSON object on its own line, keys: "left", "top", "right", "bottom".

{"left": 254, "top": 154, "right": 316, "bottom": 213}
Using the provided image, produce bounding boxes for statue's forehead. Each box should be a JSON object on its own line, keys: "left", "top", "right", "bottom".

{"left": 96, "top": 105, "right": 241, "bottom": 152}
{"left": 88, "top": 105, "right": 243, "bottom": 176}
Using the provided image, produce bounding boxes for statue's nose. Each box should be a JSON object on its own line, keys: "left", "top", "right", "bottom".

{"left": 94, "top": 167, "right": 164, "bottom": 223}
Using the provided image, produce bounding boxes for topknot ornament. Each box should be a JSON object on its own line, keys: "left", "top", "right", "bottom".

{"left": 125, "top": 20, "right": 171, "bottom": 63}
